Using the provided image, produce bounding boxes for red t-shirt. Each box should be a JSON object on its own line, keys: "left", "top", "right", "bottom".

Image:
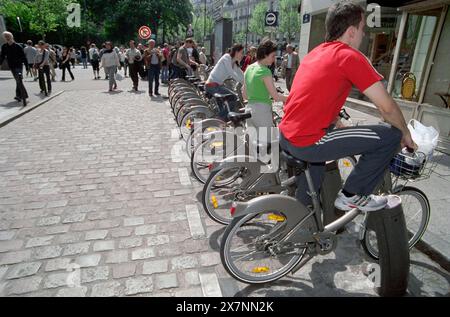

{"left": 279, "top": 41, "right": 383, "bottom": 147}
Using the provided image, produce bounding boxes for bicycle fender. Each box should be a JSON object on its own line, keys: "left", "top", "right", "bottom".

{"left": 184, "top": 106, "right": 214, "bottom": 116}
{"left": 233, "top": 195, "right": 316, "bottom": 241}
{"left": 210, "top": 155, "right": 261, "bottom": 173}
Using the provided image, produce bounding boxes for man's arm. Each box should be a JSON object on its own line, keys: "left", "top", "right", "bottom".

{"left": 363, "top": 81, "right": 416, "bottom": 149}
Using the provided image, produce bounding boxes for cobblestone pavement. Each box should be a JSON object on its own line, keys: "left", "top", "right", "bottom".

{"left": 0, "top": 87, "right": 448, "bottom": 297}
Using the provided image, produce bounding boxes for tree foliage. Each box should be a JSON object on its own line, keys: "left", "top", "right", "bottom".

{"left": 0, "top": 0, "right": 193, "bottom": 45}
{"left": 248, "top": 2, "right": 268, "bottom": 38}
{"left": 279, "top": 0, "right": 301, "bottom": 42}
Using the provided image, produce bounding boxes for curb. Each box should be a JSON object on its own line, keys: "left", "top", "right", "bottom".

{"left": 0, "top": 90, "right": 65, "bottom": 129}
{"left": 415, "top": 240, "right": 450, "bottom": 272}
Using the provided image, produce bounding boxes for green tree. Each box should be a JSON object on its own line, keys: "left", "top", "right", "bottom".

{"left": 248, "top": 2, "right": 268, "bottom": 38}
{"left": 192, "top": 15, "right": 214, "bottom": 44}
{"left": 0, "top": 0, "right": 34, "bottom": 36}
{"left": 28, "top": 0, "right": 72, "bottom": 40}
{"left": 279, "top": 0, "right": 301, "bottom": 42}
{"left": 233, "top": 31, "right": 245, "bottom": 44}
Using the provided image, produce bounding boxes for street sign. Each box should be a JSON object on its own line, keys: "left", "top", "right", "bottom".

{"left": 138, "top": 25, "right": 152, "bottom": 40}
{"left": 265, "top": 11, "right": 279, "bottom": 27}
{"left": 303, "top": 14, "right": 311, "bottom": 24}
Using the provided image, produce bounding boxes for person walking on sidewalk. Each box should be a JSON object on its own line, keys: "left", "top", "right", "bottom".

{"left": 69, "top": 47, "right": 77, "bottom": 68}
{"left": 279, "top": 1, "right": 417, "bottom": 211}
{"left": 60, "top": 47, "right": 75, "bottom": 82}
{"left": 126, "top": 40, "right": 142, "bottom": 92}
{"left": 144, "top": 39, "right": 162, "bottom": 97}
{"left": 0, "top": 31, "right": 29, "bottom": 104}
{"left": 89, "top": 44, "right": 101, "bottom": 79}
{"left": 34, "top": 40, "right": 52, "bottom": 95}
{"left": 24, "top": 40, "right": 37, "bottom": 80}
{"left": 119, "top": 47, "right": 128, "bottom": 77}
{"left": 281, "top": 44, "right": 300, "bottom": 92}
{"left": 80, "top": 46, "right": 88, "bottom": 69}
{"left": 100, "top": 41, "right": 120, "bottom": 92}
{"left": 46, "top": 44, "right": 57, "bottom": 82}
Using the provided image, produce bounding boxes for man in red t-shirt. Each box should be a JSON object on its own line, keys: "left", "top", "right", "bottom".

{"left": 279, "top": 0, "right": 416, "bottom": 212}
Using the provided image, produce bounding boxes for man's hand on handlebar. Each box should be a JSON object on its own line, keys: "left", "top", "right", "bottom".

{"left": 401, "top": 132, "right": 418, "bottom": 152}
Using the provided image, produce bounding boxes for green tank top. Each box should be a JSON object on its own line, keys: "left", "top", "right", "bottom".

{"left": 244, "top": 62, "right": 272, "bottom": 105}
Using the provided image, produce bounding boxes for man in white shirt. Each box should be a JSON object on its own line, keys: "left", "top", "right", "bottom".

{"left": 126, "top": 40, "right": 142, "bottom": 91}
{"left": 24, "top": 40, "right": 37, "bottom": 79}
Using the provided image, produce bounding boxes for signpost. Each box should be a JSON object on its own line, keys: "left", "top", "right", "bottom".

{"left": 138, "top": 25, "right": 152, "bottom": 40}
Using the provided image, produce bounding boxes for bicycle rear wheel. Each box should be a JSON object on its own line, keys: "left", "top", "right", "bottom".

{"left": 220, "top": 211, "right": 307, "bottom": 284}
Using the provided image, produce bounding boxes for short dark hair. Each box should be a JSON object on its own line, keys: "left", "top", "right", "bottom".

{"left": 38, "top": 40, "right": 45, "bottom": 46}
{"left": 325, "top": 0, "right": 365, "bottom": 42}
{"left": 27, "top": 40, "right": 33, "bottom": 45}
{"left": 230, "top": 44, "right": 244, "bottom": 58}
{"left": 185, "top": 38, "right": 194, "bottom": 44}
{"left": 256, "top": 40, "right": 277, "bottom": 60}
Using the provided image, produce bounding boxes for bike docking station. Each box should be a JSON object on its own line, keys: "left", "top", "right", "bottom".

{"left": 222, "top": 154, "right": 411, "bottom": 297}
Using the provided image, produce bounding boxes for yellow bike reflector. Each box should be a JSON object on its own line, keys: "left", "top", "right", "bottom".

{"left": 343, "top": 160, "right": 352, "bottom": 167}
{"left": 211, "top": 195, "right": 219, "bottom": 209}
{"left": 210, "top": 142, "right": 223, "bottom": 148}
{"left": 268, "top": 214, "right": 286, "bottom": 222}
{"left": 252, "top": 267, "right": 270, "bottom": 273}
{"left": 186, "top": 119, "right": 192, "bottom": 129}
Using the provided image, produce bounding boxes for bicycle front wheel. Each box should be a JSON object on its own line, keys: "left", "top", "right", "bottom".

{"left": 362, "top": 186, "right": 430, "bottom": 260}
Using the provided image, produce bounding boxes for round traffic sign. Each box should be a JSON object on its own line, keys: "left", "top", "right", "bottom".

{"left": 138, "top": 26, "right": 152, "bottom": 40}
{"left": 266, "top": 12, "right": 277, "bottom": 26}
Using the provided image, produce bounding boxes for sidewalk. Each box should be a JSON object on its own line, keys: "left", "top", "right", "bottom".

{"left": 0, "top": 66, "right": 128, "bottom": 122}
{"left": 0, "top": 83, "right": 448, "bottom": 297}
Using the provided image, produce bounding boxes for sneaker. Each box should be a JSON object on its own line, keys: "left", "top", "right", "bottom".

{"left": 155, "top": 92, "right": 161, "bottom": 96}
{"left": 334, "top": 191, "right": 388, "bottom": 212}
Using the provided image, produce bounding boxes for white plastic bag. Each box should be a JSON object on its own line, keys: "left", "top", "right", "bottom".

{"left": 407, "top": 119, "right": 439, "bottom": 158}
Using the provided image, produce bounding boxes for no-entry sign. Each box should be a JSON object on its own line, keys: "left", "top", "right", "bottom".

{"left": 138, "top": 25, "right": 152, "bottom": 40}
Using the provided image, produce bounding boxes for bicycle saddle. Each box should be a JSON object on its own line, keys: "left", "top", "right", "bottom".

{"left": 281, "top": 151, "right": 307, "bottom": 170}
{"left": 227, "top": 111, "right": 252, "bottom": 125}
{"left": 213, "top": 92, "right": 236, "bottom": 101}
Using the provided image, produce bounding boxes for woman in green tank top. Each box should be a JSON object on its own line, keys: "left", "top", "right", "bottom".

{"left": 242, "top": 40, "right": 287, "bottom": 146}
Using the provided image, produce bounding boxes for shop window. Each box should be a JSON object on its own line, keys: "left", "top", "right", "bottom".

{"left": 391, "top": 8, "right": 442, "bottom": 102}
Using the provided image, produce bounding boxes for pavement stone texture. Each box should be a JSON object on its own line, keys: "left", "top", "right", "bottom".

{"left": 0, "top": 70, "right": 449, "bottom": 297}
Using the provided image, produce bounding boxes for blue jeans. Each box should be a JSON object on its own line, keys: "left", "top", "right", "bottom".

{"left": 161, "top": 65, "right": 169, "bottom": 82}
{"left": 205, "top": 85, "right": 238, "bottom": 121}
{"left": 148, "top": 64, "right": 160, "bottom": 94}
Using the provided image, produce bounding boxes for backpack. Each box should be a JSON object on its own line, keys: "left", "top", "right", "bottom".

{"left": 92, "top": 50, "right": 99, "bottom": 62}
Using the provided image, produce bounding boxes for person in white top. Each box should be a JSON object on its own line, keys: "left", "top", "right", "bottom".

{"left": 126, "top": 40, "right": 142, "bottom": 91}
{"left": 205, "top": 44, "right": 245, "bottom": 120}
{"left": 100, "top": 41, "right": 120, "bottom": 92}
{"left": 34, "top": 40, "right": 51, "bottom": 95}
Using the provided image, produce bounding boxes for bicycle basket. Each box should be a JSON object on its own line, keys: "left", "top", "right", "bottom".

{"left": 389, "top": 151, "right": 429, "bottom": 180}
